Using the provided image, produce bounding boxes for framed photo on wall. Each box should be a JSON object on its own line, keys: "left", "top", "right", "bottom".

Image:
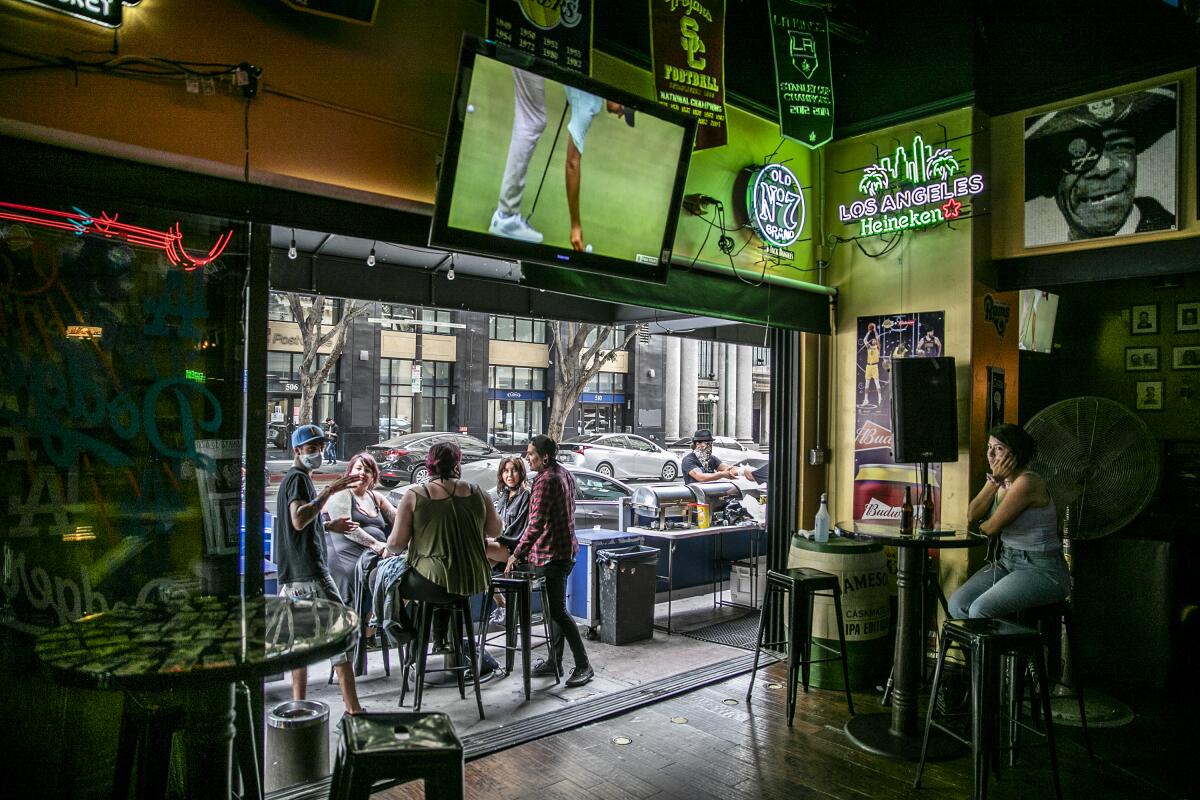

{"left": 1130, "top": 303, "right": 1158, "bottom": 334}
{"left": 1125, "top": 346, "right": 1159, "bottom": 371}
{"left": 1173, "top": 345, "right": 1200, "bottom": 370}
{"left": 1136, "top": 381, "right": 1163, "bottom": 410}
{"left": 1023, "top": 82, "right": 1178, "bottom": 248}
{"left": 1177, "top": 301, "right": 1200, "bottom": 332}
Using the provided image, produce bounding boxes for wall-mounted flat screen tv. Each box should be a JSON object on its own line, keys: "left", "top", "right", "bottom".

{"left": 429, "top": 36, "right": 696, "bottom": 284}
{"left": 1018, "top": 289, "right": 1060, "bottom": 353}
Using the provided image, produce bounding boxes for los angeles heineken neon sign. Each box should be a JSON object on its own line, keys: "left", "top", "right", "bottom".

{"left": 746, "top": 163, "right": 805, "bottom": 249}
{"left": 838, "top": 135, "right": 984, "bottom": 237}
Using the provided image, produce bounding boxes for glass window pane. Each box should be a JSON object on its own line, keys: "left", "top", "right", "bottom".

{"left": 496, "top": 316, "right": 514, "bottom": 341}
{"left": 515, "top": 317, "right": 532, "bottom": 341}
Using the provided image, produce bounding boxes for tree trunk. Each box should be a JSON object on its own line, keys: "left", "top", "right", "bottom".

{"left": 545, "top": 321, "right": 640, "bottom": 441}
{"left": 286, "top": 293, "right": 370, "bottom": 424}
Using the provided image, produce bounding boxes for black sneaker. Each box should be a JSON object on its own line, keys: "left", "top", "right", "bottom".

{"left": 565, "top": 664, "right": 594, "bottom": 687}
{"left": 531, "top": 658, "right": 561, "bottom": 678}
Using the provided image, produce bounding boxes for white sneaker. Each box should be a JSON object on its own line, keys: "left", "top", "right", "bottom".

{"left": 489, "top": 209, "right": 543, "bottom": 244}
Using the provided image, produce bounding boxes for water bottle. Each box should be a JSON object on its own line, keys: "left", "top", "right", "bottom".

{"left": 813, "top": 493, "right": 830, "bottom": 543}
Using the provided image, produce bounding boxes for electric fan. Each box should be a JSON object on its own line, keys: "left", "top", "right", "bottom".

{"left": 1026, "top": 396, "right": 1159, "bottom": 538}
{"left": 1025, "top": 396, "right": 1160, "bottom": 727}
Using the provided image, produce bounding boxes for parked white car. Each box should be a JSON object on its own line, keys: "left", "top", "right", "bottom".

{"left": 559, "top": 433, "right": 681, "bottom": 481}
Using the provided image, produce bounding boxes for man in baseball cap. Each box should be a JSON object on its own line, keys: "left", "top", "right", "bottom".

{"left": 681, "top": 429, "right": 749, "bottom": 485}
{"left": 277, "top": 423, "right": 366, "bottom": 714}
{"left": 1025, "top": 85, "right": 1176, "bottom": 244}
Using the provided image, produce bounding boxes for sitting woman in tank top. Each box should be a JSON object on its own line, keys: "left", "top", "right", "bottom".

{"left": 385, "top": 442, "right": 500, "bottom": 647}
{"left": 324, "top": 453, "right": 396, "bottom": 604}
{"left": 948, "top": 423, "right": 1070, "bottom": 620}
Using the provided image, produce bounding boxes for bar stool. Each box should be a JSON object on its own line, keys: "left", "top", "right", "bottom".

{"left": 478, "top": 572, "right": 560, "bottom": 699}
{"left": 398, "top": 596, "right": 485, "bottom": 720}
{"left": 915, "top": 617, "right": 1062, "bottom": 800}
{"left": 329, "top": 712, "right": 463, "bottom": 800}
{"left": 746, "top": 567, "right": 855, "bottom": 725}
{"left": 1013, "top": 600, "right": 1092, "bottom": 760}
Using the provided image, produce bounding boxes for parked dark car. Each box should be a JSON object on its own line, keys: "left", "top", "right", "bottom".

{"left": 387, "top": 464, "right": 635, "bottom": 531}
{"left": 267, "top": 421, "right": 290, "bottom": 450}
{"left": 366, "top": 432, "right": 500, "bottom": 487}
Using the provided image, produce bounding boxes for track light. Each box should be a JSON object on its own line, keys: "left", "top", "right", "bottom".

{"left": 446, "top": 265, "right": 455, "bottom": 281}
{"left": 288, "top": 228, "right": 297, "bottom": 260}
{"left": 367, "top": 242, "right": 376, "bottom": 267}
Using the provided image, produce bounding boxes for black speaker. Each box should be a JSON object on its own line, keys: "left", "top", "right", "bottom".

{"left": 890, "top": 357, "right": 959, "bottom": 463}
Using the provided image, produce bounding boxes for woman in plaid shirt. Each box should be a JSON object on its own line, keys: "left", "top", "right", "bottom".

{"left": 505, "top": 434, "right": 594, "bottom": 687}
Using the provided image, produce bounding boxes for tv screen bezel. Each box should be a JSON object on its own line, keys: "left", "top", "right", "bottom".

{"left": 429, "top": 35, "right": 697, "bottom": 285}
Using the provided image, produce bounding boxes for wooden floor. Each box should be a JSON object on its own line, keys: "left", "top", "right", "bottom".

{"left": 375, "top": 661, "right": 1197, "bottom": 800}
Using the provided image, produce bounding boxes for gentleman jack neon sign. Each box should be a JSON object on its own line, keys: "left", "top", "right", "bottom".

{"left": 838, "top": 135, "right": 984, "bottom": 237}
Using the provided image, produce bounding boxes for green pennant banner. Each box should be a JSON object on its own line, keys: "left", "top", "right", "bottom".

{"left": 769, "top": 0, "right": 834, "bottom": 148}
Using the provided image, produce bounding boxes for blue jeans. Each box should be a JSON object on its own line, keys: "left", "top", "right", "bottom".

{"left": 948, "top": 542, "right": 1070, "bottom": 620}
{"left": 325, "top": 439, "right": 337, "bottom": 462}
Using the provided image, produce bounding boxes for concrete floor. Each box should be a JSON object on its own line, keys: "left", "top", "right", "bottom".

{"left": 263, "top": 592, "right": 756, "bottom": 792}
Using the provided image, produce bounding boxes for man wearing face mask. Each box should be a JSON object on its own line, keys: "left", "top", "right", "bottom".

{"left": 276, "top": 423, "right": 367, "bottom": 714}
{"left": 681, "top": 429, "right": 747, "bottom": 485}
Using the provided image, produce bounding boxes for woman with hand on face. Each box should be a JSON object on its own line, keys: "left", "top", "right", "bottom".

{"left": 948, "top": 423, "right": 1070, "bottom": 619}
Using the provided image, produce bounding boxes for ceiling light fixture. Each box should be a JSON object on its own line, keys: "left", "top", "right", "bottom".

{"left": 446, "top": 254, "right": 455, "bottom": 281}
{"left": 288, "top": 228, "right": 297, "bottom": 260}
{"left": 367, "top": 241, "right": 376, "bottom": 267}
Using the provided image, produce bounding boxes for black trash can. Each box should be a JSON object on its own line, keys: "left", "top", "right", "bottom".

{"left": 597, "top": 545, "right": 659, "bottom": 645}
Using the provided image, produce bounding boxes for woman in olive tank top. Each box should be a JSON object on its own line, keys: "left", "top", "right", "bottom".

{"left": 385, "top": 442, "right": 501, "bottom": 646}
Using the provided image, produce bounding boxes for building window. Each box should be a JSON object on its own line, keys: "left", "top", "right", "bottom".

{"left": 489, "top": 366, "right": 546, "bottom": 391}
{"left": 379, "top": 303, "right": 417, "bottom": 331}
{"left": 420, "top": 361, "right": 452, "bottom": 432}
{"left": 583, "top": 372, "right": 625, "bottom": 395}
{"left": 379, "top": 358, "right": 414, "bottom": 440}
{"left": 489, "top": 315, "right": 546, "bottom": 343}
{"left": 266, "top": 351, "right": 336, "bottom": 422}
{"left": 488, "top": 400, "right": 544, "bottom": 447}
{"left": 698, "top": 341, "right": 716, "bottom": 378}
{"left": 697, "top": 398, "right": 715, "bottom": 431}
{"left": 268, "top": 292, "right": 338, "bottom": 324}
{"left": 487, "top": 367, "right": 547, "bottom": 447}
{"left": 582, "top": 325, "right": 626, "bottom": 350}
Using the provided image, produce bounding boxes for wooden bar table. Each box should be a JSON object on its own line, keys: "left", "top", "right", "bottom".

{"left": 35, "top": 594, "right": 356, "bottom": 799}
{"left": 835, "top": 520, "right": 986, "bottom": 761}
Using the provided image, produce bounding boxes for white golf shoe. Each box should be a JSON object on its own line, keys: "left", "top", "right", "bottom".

{"left": 489, "top": 210, "right": 544, "bottom": 244}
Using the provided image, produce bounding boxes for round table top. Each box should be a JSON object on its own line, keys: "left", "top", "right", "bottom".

{"left": 35, "top": 595, "right": 357, "bottom": 691}
{"left": 835, "top": 520, "right": 987, "bottom": 549}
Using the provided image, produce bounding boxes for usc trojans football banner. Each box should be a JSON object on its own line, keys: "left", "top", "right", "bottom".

{"left": 650, "top": 0, "right": 727, "bottom": 150}
{"left": 486, "top": 1, "right": 595, "bottom": 75}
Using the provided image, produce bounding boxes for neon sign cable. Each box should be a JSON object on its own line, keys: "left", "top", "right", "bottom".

{"left": 0, "top": 202, "right": 233, "bottom": 271}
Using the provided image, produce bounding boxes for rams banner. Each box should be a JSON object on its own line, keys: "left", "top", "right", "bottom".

{"left": 487, "top": 0, "right": 595, "bottom": 75}
{"left": 769, "top": 0, "right": 834, "bottom": 148}
{"left": 650, "top": 0, "right": 727, "bottom": 150}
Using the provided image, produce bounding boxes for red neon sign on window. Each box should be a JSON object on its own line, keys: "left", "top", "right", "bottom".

{"left": 0, "top": 201, "right": 233, "bottom": 271}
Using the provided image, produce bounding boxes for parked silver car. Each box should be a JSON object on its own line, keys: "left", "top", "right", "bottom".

{"left": 559, "top": 433, "right": 681, "bottom": 481}
{"left": 386, "top": 464, "right": 634, "bottom": 531}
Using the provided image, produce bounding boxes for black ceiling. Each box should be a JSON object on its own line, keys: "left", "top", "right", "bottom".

{"left": 591, "top": 0, "right": 1198, "bottom": 134}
